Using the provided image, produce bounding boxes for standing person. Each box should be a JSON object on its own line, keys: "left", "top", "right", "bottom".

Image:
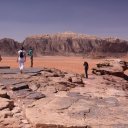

{"left": 83, "top": 61, "right": 89, "bottom": 78}
{"left": 17, "top": 46, "right": 26, "bottom": 74}
{"left": 28, "top": 47, "right": 33, "bottom": 67}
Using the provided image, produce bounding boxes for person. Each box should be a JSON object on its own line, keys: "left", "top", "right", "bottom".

{"left": 17, "top": 46, "right": 26, "bottom": 74}
{"left": 28, "top": 47, "right": 33, "bottom": 67}
{"left": 83, "top": 61, "right": 89, "bottom": 78}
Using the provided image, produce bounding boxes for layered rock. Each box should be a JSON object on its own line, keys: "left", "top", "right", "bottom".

{"left": 0, "top": 32, "right": 128, "bottom": 57}
{"left": 23, "top": 32, "right": 128, "bottom": 57}
{"left": 0, "top": 66, "right": 128, "bottom": 127}
{"left": 92, "top": 59, "right": 128, "bottom": 80}
{"left": 0, "top": 38, "right": 20, "bottom": 56}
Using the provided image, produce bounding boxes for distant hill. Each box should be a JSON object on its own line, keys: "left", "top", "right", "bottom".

{"left": 23, "top": 32, "right": 128, "bottom": 57}
{"left": 0, "top": 38, "right": 20, "bottom": 56}
{"left": 0, "top": 32, "right": 128, "bottom": 57}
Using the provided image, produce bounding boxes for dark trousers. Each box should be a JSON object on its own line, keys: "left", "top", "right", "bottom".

{"left": 84, "top": 68, "right": 88, "bottom": 78}
{"left": 30, "top": 56, "right": 33, "bottom": 67}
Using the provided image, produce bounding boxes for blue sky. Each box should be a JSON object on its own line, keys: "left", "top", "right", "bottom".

{"left": 0, "top": 0, "right": 128, "bottom": 42}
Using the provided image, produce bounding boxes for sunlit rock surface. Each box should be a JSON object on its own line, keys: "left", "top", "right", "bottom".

{"left": 0, "top": 65, "right": 128, "bottom": 127}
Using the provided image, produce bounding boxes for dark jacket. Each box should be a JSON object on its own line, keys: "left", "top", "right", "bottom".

{"left": 83, "top": 61, "right": 89, "bottom": 69}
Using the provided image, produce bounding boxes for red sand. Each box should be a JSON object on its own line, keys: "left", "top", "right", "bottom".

{"left": 0, "top": 56, "right": 103, "bottom": 74}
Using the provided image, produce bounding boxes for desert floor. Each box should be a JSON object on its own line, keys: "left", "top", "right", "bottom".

{"left": 0, "top": 56, "right": 122, "bottom": 74}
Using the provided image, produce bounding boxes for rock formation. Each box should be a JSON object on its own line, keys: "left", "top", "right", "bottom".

{"left": 0, "top": 63, "right": 128, "bottom": 127}
{"left": 92, "top": 59, "right": 128, "bottom": 80}
{"left": 0, "top": 32, "right": 128, "bottom": 57}
{"left": 0, "top": 38, "right": 20, "bottom": 56}
{"left": 23, "top": 32, "right": 128, "bottom": 57}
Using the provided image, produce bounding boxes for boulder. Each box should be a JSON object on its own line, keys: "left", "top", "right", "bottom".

{"left": 70, "top": 76, "right": 83, "bottom": 84}
{"left": 0, "top": 98, "right": 14, "bottom": 110}
{"left": 92, "top": 59, "right": 128, "bottom": 80}
{"left": 0, "top": 90, "right": 10, "bottom": 99}
{"left": 26, "top": 92, "right": 45, "bottom": 100}
{"left": 11, "top": 83, "right": 29, "bottom": 91}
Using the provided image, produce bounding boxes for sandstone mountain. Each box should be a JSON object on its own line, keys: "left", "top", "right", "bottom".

{"left": 0, "top": 38, "right": 20, "bottom": 56}
{"left": 1, "top": 32, "right": 128, "bottom": 57}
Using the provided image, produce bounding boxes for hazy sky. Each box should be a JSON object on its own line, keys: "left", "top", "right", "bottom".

{"left": 0, "top": 0, "right": 128, "bottom": 42}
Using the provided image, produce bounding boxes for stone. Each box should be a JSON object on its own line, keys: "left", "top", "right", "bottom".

{"left": 26, "top": 92, "right": 45, "bottom": 100}
{"left": 104, "top": 97, "right": 119, "bottom": 107}
{"left": 0, "top": 98, "right": 14, "bottom": 110}
{"left": 13, "top": 89, "right": 32, "bottom": 98}
{"left": 45, "top": 86, "right": 57, "bottom": 94}
{"left": 67, "top": 92, "right": 85, "bottom": 99}
{"left": 92, "top": 59, "right": 128, "bottom": 80}
{"left": 29, "top": 83, "right": 41, "bottom": 91}
{"left": 70, "top": 76, "right": 83, "bottom": 84}
{"left": 55, "top": 84, "right": 69, "bottom": 91}
{"left": 1, "top": 79, "right": 20, "bottom": 86}
{"left": 21, "top": 119, "right": 29, "bottom": 124}
{"left": 11, "top": 83, "right": 29, "bottom": 91}
{"left": 0, "top": 66, "right": 10, "bottom": 69}
{"left": 0, "top": 90, "right": 10, "bottom": 99}
{"left": 11, "top": 107, "right": 21, "bottom": 114}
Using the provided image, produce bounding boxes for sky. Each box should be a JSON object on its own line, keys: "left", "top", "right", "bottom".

{"left": 0, "top": 0, "right": 128, "bottom": 42}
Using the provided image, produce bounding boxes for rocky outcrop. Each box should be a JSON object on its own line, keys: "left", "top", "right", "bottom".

{"left": 92, "top": 59, "right": 128, "bottom": 80}
{"left": 0, "top": 32, "right": 128, "bottom": 57}
{"left": 23, "top": 32, "right": 128, "bottom": 57}
{"left": 0, "top": 38, "right": 20, "bottom": 56}
{"left": 0, "top": 66, "right": 128, "bottom": 127}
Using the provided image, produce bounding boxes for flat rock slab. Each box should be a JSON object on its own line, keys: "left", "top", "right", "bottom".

{"left": 44, "top": 97, "right": 78, "bottom": 110}
{"left": 96, "top": 97, "right": 119, "bottom": 107}
{"left": 0, "top": 68, "right": 43, "bottom": 74}
{"left": 67, "top": 92, "right": 86, "bottom": 99}
{"left": 1, "top": 79, "right": 23, "bottom": 86}
{"left": 13, "top": 89, "right": 45, "bottom": 100}
{"left": 11, "top": 83, "right": 29, "bottom": 91}
{"left": 0, "top": 66, "right": 128, "bottom": 127}
{"left": 25, "top": 94, "right": 128, "bottom": 127}
{"left": 13, "top": 89, "right": 32, "bottom": 98}
{"left": 24, "top": 68, "right": 43, "bottom": 73}
{"left": 0, "top": 66, "right": 10, "bottom": 69}
{"left": 25, "top": 96, "right": 91, "bottom": 127}
{"left": 25, "top": 72, "right": 41, "bottom": 76}
{"left": 110, "top": 124, "right": 128, "bottom": 128}
{"left": 26, "top": 92, "right": 46, "bottom": 100}
{"left": 0, "top": 68, "right": 19, "bottom": 74}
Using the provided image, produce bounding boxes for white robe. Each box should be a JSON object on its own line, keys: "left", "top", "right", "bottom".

{"left": 18, "top": 50, "right": 26, "bottom": 70}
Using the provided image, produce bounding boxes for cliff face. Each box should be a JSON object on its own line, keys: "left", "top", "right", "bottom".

{"left": 23, "top": 32, "right": 128, "bottom": 57}
{"left": 0, "top": 38, "right": 20, "bottom": 56}
{"left": 0, "top": 32, "right": 128, "bottom": 57}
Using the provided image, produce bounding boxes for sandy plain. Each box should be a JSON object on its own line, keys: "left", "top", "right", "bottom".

{"left": 0, "top": 56, "right": 104, "bottom": 74}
